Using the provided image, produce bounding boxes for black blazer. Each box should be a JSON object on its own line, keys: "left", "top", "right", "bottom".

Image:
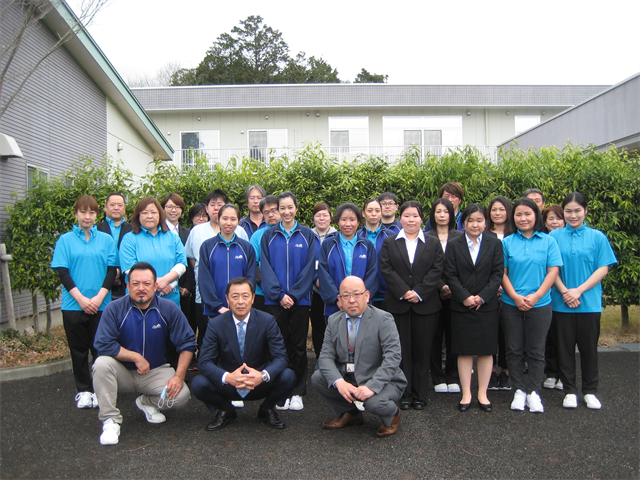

{"left": 444, "top": 233, "right": 504, "bottom": 313}
{"left": 96, "top": 220, "right": 132, "bottom": 249}
{"left": 426, "top": 229, "right": 464, "bottom": 290}
{"left": 379, "top": 233, "right": 444, "bottom": 315}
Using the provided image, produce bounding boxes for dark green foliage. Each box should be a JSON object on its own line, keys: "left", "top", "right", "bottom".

{"left": 354, "top": 68, "right": 388, "bottom": 83}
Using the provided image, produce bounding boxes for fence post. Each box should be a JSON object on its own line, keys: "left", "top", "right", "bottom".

{"left": 0, "top": 243, "right": 17, "bottom": 330}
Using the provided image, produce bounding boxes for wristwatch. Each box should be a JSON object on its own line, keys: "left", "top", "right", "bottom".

{"left": 261, "top": 370, "right": 269, "bottom": 382}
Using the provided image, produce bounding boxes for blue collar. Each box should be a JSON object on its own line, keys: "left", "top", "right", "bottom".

{"left": 73, "top": 225, "right": 96, "bottom": 238}
{"left": 567, "top": 222, "right": 588, "bottom": 235}
{"left": 339, "top": 233, "right": 356, "bottom": 247}
{"left": 220, "top": 233, "right": 236, "bottom": 246}
{"left": 366, "top": 223, "right": 382, "bottom": 235}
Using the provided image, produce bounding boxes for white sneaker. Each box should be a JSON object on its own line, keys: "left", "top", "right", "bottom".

{"left": 91, "top": 393, "right": 99, "bottom": 408}
{"left": 447, "top": 383, "right": 461, "bottom": 393}
{"left": 99, "top": 418, "right": 120, "bottom": 446}
{"left": 275, "top": 398, "right": 290, "bottom": 411}
{"left": 231, "top": 401, "right": 244, "bottom": 408}
{"left": 135, "top": 395, "right": 166, "bottom": 423}
{"left": 510, "top": 389, "right": 526, "bottom": 411}
{"left": 584, "top": 394, "right": 602, "bottom": 410}
{"left": 526, "top": 391, "right": 544, "bottom": 413}
{"left": 434, "top": 383, "right": 448, "bottom": 393}
{"left": 543, "top": 377, "right": 557, "bottom": 389}
{"left": 563, "top": 394, "right": 578, "bottom": 409}
{"left": 75, "top": 392, "right": 93, "bottom": 409}
{"left": 555, "top": 379, "right": 564, "bottom": 390}
{"left": 289, "top": 395, "right": 304, "bottom": 411}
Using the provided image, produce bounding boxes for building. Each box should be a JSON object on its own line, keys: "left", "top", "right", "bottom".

{"left": 500, "top": 72, "right": 640, "bottom": 153}
{"left": 132, "top": 84, "right": 606, "bottom": 168}
{"left": 0, "top": 0, "right": 172, "bottom": 326}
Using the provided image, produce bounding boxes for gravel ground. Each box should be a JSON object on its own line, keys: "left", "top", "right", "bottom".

{"left": 1, "top": 352, "right": 638, "bottom": 479}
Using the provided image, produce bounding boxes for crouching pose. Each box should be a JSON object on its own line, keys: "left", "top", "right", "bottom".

{"left": 312, "top": 276, "right": 407, "bottom": 437}
{"left": 93, "top": 262, "right": 196, "bottom": 445}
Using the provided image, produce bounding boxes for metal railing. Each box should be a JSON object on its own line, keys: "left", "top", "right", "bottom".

{"left": 173, "top": 145, "right": 498, "bottom": 169}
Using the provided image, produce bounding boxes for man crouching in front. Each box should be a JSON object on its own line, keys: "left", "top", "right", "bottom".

{"left": 311, "top": 276, "right": 407, "bottom": 437}
{"left": 92, "top": 262, "right": 196, "bottom": 445}
{"left": 191, "top": 277, "right": 295, "bottom": 431}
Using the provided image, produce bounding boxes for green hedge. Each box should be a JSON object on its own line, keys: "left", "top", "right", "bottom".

{"left": 5, "top": 143, "right": 639, "bottom": 315}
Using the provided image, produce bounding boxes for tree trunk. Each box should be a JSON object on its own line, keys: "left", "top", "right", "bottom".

{"left": 46, "top": 300, "right": 52, "bottom": 335}
{"left": 621, "top": 305, "right": 629, "bottom": 328}
{"left": 31, "top": 293, "right": 40, "bottom": 333}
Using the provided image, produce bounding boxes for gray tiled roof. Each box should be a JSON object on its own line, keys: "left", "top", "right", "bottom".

{"left": 132, "top": 84, "right": 608, "bottom": 111}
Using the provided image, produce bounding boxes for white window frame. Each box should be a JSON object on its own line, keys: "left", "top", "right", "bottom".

{"left": 26, "top": 164, "right": 49, "bottom": 189}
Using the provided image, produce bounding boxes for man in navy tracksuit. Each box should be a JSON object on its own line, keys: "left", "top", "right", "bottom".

{"left": 358, "top": 199, "right": 395, "bottom": 309}
{"left": 260, "top": 192, "right": 317, "bottom": 411}
{"left": 318, "top": 203, "right": 378, "bottom": 317}
{"left": 92, "top": 262, "right": 197, "bottom": 446}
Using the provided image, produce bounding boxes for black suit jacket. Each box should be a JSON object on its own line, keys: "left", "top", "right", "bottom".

{"left": 444, "top": 233, "right": 504, "bottom": 313}
{"left": 96, "top": 220, "right": 132, "bottom": 249}
{"left": 379, "top": 234, "right": 445, "bottom": 315}
{"left": 426, "top": 229, "right": 464, "bottom": 290}
{"left": 197, "top": 308, "right": 289, "bottom": 384}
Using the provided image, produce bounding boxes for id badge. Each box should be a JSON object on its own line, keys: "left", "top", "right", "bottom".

{"left": 346, "top": 363, "right": 355, "bottom": 373}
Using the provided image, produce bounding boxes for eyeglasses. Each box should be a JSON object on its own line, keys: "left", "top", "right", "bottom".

{"left": 263, "top": 208, "right": 278, "bottom": 216}
{"left": 248, "top": 196, "right": 263, "bottom": 202}
{"left": 165, "top": 205, "right": 182, "bottom": 211}
{"left": 339, "top": 292, "right": 366, "bottom": 300}
{"left": 380, "top": 202, "right": 396, "bottom": 207}
{"left": 194, "top": 213, "right": 208, "bottom": 219}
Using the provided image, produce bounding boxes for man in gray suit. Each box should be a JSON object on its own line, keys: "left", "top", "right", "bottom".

{"left": 311, "top": 276, "right": 407, "bottom": 437}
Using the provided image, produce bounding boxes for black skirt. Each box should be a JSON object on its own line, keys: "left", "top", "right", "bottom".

{"left": 451, "top": 308, "right": 499, "bottom": 356}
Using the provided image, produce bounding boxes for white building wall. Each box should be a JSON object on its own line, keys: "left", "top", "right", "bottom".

{"left": 106, "top": 100, "right": 158, "bottom": 181}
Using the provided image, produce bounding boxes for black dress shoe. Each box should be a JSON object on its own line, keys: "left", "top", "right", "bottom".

{"left": 458, "top": 402, "right": 472, "bottom": 412}
{"left": 258, "top": 409, "right": 286, "bottom": 429}
{"left": 479, "top": 402, "right": 493, "bottom": 412}
{"left": 412, "top": 400, "right": 426, "bottom": 410}
{"left": 399, "top": 397, "right": 412, "bottom": 410}
{"left": 205, "top": 409, "right": 237, "bottom": 431}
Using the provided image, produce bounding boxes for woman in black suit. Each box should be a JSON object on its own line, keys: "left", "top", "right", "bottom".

{"left": 380, "top": 201, "right": 444, "bottom": 410}
{"left": 445, "top": 204, "right": 504, "bottom": 412}
{"left": 426, "top": 198, "right": 464, "bottom": 394}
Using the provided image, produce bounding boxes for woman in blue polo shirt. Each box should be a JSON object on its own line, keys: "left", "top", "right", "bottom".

{"left": 501, "top": 197, "right": 563, "bottom": 414}
{"left": 198, "top": 204, "right": 257, "bottom": 317}
{"left": 550, "top": 192, "right": 617, "bottom": 410}
{"left": 318, "top": 203, "right": 378, "bottom": 317}
{"left": 51, "top": 195, "right": 117, "bottom": 409}
{"left": 119, "top": 197, "right": 187, "bottom": 306}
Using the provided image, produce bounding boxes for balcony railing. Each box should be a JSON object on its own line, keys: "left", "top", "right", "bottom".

{"left": 172, "top": 145, "right": 498, "bottom": 170}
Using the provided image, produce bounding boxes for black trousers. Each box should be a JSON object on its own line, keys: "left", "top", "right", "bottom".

{"left": 430, "top": 299, "right": 458, "bottom": 385}
{"left": 266, "top": 304, "right": 310, "bottom": 397}
{"left": 253, "top": 294, "right": 266, "bottom": 312}
{"left": 310, "top": 291, "right": 326, "bottom": 358}
{"left": 393, "top": 309, "right": 439, "bottom": 402}
{"left": 544, "top": 313, "right": 559, "bottom": 376}
{"left": 555, "top": 312, "right": 601, "bottom": 395}
{"left": 62, "top": 310, "right": 101, "bottom": 392}
{"left": 191, "top": 368, "right": 296, "bottom": 412}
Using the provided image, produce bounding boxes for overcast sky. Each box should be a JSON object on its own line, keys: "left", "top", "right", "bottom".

{"left": 73, "top": 0, "right": 640, "bottom": 86}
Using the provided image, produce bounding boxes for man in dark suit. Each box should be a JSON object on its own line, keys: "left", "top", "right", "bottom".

{"left": 96, "top": 193, "right": 132, "bottom": 300}
{"left": 312, "top": 276, "right": 407, "bottom": 437}
{"left": 191, "top": 277, "right": 295, "bottom": 431}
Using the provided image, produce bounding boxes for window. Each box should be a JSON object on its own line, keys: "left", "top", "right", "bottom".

{"left": 180, "top": 130, "right": 220, "bottom": 167}
{"left": 515, "top": 115, "right": 541, "bottom": 135}
{"left": 328, "top": 117, "right": 369, "bottom": 156}
{"left": 26, "top": 165, "right": 49, "bottom": 189}
{"left": 246, "top": 129, "right": 288, "bottom": 161}
{"left": 384, "top": 116, "right": 459, "bottom": 159}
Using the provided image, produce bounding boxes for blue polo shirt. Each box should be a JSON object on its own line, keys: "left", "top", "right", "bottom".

{"left": 502, "top": 230, "right": 563, "bottom": 308}
{"left": 339, "top": 233, "right": 356, "bottom": 276}
{"left": 365, "top": 223, "right": 382, "bottom": 244}
{"left": 51, "top": 225, "right": 118, "bottom": 311}
{"left": 550, "top": 223, "right": 617, "bottom": 313}
{"left": 119, "top": 227, "right": 187, "bottom": 305}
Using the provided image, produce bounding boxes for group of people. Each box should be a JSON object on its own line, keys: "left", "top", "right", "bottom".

{"left": 50, "top": 182, "right": 617, "bottom": 446}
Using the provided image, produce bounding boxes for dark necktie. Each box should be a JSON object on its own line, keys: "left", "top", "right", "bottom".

{"left": 237, "top": 321, "right": 249, "bottom": 398}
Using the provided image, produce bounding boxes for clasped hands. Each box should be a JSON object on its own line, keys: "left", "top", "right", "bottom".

{"left": 226, "top": 363, "right": 263, "bottom": 390}
{"left": 463, "top": 295, "right": 483, "bottom": 310}
{"left": 561, "top": 288, "right": 582, "bottom": 309}
{"left": 514, "top": 294, "right": 541, "bottom": 311}
{"left": 402, "top": 290, "right": 420, "bottom": 303}
{"left": 335, "top": 379, "right": 374, "bottom": 403}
